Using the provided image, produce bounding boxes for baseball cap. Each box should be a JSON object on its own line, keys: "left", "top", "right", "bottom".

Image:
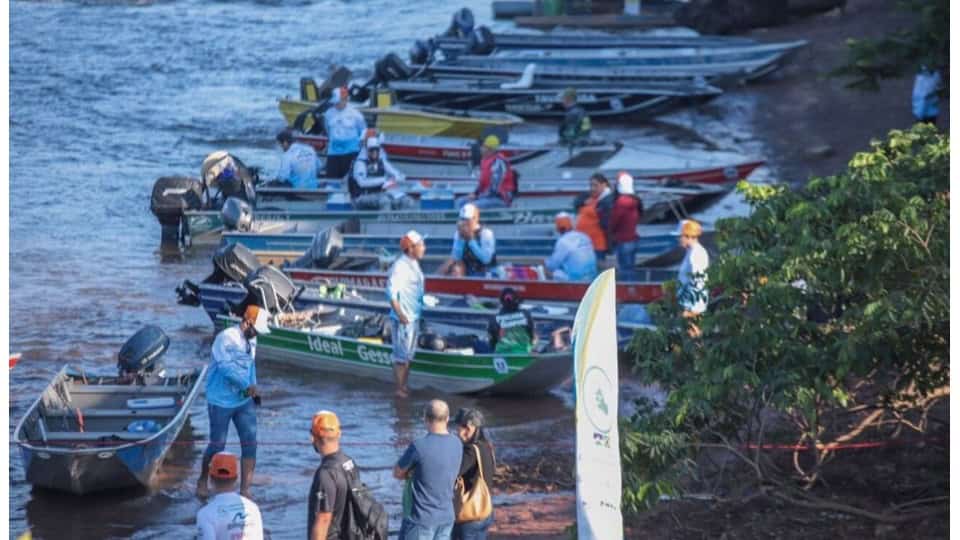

{"left": 399, "top": 229, "right": 425, "bottom": 252}
{"left": 679, "top": 219, "right": 703, "bottom": 238}
{"left": 482, "top": 134, "right": 500, "bottom": 150}
{"left": 244, "top": 305, "right": 271, "bottom": 335}
{"left": 311, "top": 410, "right": 341, "bottom": 437}
{"left": 209, "top": 452, "right": 239, "bottom": 479}
{"left": 459, "top": 203, "right": 479, "bottom": 221}
{"left": 554, "top": 211, "right": 573, "bottom": 231}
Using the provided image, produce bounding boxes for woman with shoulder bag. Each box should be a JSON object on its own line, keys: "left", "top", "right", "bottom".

{"left": 451, "top": 408, "right": 496, "bottom": 540}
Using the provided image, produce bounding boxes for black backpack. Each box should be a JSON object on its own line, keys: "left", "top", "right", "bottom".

{"left": 323, "top": 459, "right": 389, "bottom": 540}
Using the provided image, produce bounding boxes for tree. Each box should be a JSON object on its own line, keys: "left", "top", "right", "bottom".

{"left": 831, "top": 0, "right": 949, "bottom": 91}
{"left": 622, "top": 124, "right": 948, "bottom": 521}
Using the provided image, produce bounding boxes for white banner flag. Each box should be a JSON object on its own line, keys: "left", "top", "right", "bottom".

{"left": 572, "top": 268, "right": 623, "bottom": 540}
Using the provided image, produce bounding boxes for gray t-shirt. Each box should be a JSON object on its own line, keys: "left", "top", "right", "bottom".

{"left": 397, "top": 432, "right": 463, "bottom": 527}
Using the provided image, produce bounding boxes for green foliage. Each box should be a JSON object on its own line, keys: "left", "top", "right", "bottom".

{"left": 831, "top": 0, "right": 949, "bottom": 91}
{"left": 622, "top": 125, "right": 949, "bottom": 507}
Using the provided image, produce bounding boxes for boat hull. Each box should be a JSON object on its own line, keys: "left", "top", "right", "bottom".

{"left": 216, "top": 317, "right": 572, "bottom": 395}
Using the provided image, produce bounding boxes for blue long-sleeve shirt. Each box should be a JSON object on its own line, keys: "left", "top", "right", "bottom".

{"left": 451, "top": 228, "right": 496, "bottom": 265}
{"left": 323, "top": 106, "right": 367, "bottom": 156}
{"left": 205, "top": 326, "right": 257, "bottom": 408}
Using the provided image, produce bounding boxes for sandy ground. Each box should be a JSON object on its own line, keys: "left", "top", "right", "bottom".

{"left": 486, "top": 1, "right": 948, "bottom": 538}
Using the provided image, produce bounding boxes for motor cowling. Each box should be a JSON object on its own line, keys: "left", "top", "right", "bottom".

{"left": 243, "top": 265, "right": 301, "bottom": 314}
{"left": 465, "top": 26, "right": 495, "bottom": 55}
{"left": 376, "top": 53, "right": 413, "bottom": 83}
{"left": 118, "top": 325, "right": 169, "bottom": 376}
{"left": 201, "top": 151, "right": 257, "bottom": 205}
{"left": 409, "top": 40, "right": 432, "bottom": 66}
{"left": 221, "top": 197, "right": 253, "bottom": 232}
{"left": 150, "top": 176, "right": 204, "bottom": 227}
{"left": 287, "top": 228, "right": 343, "bottom": 269}
{"left": 213, "top": 242, "right": 262, "bottom": 283}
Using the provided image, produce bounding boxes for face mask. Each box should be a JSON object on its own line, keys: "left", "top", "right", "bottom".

{"left": 243, "top": 326, "right": 258, "bottom": 340}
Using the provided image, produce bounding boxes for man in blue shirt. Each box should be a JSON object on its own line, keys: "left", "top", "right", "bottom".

{"left": 394, "top": 399, "right": 463, "bottom": 540}
{"left": 387, "top": 230, "right": 426, "bottom": 398}
{"left": 437, "top": 203, "right": 497, "bottom": 277}
{"left": 275, "top": 128, "right": 320, "bottom": 189}
{"left": 323, "top": 86, "right": 367, "bottom": 179}
{"left": 197, "top": 304, "right": 270, "bottom": 499}
{"left": 544, "top": 212, "right": 597, "bottom": 282}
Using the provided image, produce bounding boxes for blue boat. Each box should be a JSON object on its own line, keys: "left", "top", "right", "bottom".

{"left": 14, "top": 364, "right": 206, "bottom": 495}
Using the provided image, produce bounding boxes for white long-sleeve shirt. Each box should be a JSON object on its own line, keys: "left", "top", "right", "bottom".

{"left": 275, "top": 142, "right": 320, "bottom": 189}
{"left": 678, "top": 242, "right": 709, "bottom": 313}
{"left": 196, "top": 492, "right": 264, "bottom": 540}
{"left": 351, "top": 152, "right": 405, "bottom": 189}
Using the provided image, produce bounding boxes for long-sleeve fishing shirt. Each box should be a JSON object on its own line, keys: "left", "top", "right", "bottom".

{"left": 205, "top": 326, "right": 257, "bottom": 408}
{"left": 323, "top": 105, "right": 367, "bottom": 156}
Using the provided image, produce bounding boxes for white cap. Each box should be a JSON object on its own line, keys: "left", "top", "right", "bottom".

{"left": 617, "top": 172, "right": 635, "bottom": 195}
{"left": 244, "top": 305, "right": 271, "bottom": 335}
{"left": 366, "top": 136, "right": 381, "bottom": 149}
{"left": 459, "top": 203, "right": 478, "bottom": 221}
{"left": 404, "top": 230, "right": 424, "bottom": 245}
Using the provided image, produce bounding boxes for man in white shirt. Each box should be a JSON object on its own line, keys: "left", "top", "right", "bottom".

{"left": 196, "top": 452, "right": 264, "bottom": 540}
{"left": 275, "top": 128, "right": 320, "bottom": 190}
{"left": 323, "top": 86, "right": 367, "bottom": 179}
{"left": 386, "top": 230, "right": 426, "bottom": 398}
{"left": 349, "top": 134, "right": 413, "bottom": 210}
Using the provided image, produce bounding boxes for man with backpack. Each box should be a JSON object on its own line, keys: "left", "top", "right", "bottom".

{"left": 308, "top": 410, "right": 388, "bottom": 540}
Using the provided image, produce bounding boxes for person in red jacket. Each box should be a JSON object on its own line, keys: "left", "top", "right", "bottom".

{"left": 609, "top": 172, "right": 643, "bottom": 281}
{"left": 458, "top": 134, "right": 516, "bottom": 209}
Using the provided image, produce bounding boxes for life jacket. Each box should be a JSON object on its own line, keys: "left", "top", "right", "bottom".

{"left": 493, "top": 310, "right": 533, "bottom": 354}
{"left": 461, "top": 227, "right": 497, "bottom": 276}
{"left": 476, "top": 152, "right": 516, "bottom": 203}
{"left": 348, "top": 157, "right": 387, "bottom": 199}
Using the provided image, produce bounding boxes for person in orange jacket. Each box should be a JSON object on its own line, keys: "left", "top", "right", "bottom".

{"left": 574, "top": 173, "right": 614, "bottom": 260}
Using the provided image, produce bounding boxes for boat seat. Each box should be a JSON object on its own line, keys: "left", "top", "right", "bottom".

{"left": 45, "top": 408, "right": 178, "bottom": 418}
{"left": 42, "top": 431, "right": 153, "bottom": 442}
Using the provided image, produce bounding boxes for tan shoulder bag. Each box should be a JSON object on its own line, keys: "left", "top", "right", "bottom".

{"left": 454, "top": 443, "right": 493, "bottom": 523}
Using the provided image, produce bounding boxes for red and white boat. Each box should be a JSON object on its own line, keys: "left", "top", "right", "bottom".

{"left": 294, "top": 132, "right": 765, "bottom": 186}
{"left": 285, "top": 267, "right": 673, "bottom": 304}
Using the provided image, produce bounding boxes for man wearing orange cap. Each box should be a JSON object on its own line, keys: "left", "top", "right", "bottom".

{"left": 196, "top": 451, "right": 264, "bottom": 539}
{"left": 323, "top": 86, "right": 367, "bottom": 179}
{"left": 677, "top": 219, "right": 709, "bottom": 335}
{"left": 387, "top": 231, "right": 427, "bottom": 398}
{"left": 197, "top": 304, "right": 271, "bottom": 499}
{"left": 544, "top": 212, "right": 597, "bottom": 282}
{"left": 308, "top": 410, "right": 359, "bottom": 540}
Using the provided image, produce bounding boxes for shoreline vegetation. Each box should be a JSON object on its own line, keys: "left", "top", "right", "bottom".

{"left": 489, "top": 0, "right": 949, "bottom": 537}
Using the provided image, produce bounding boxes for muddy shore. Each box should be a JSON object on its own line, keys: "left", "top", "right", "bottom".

{"left": 487, "top": 1, "right": 947, "bottom": 538}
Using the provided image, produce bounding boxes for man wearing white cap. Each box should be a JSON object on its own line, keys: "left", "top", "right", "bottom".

{"left": 349, "top": 132, "right": 412, "bottom": 210}
{"left": 198, "top": 305, "right": 271, "bottom": 499}
{"left": 438, "top": 203, "right": 497, "bottom": 277}
{"left": 610, "top": 172, "right": 643, "bottom": 281}
{"left": 387, "top": 230, "right": 427, "bottom": 398}
{"left": 323, "top": 86, "right": 367, "bottom": 179}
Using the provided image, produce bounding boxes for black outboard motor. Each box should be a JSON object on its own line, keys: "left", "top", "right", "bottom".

{"left": 376, "top": 53, "right": 414, "bottom": 83}
{"left": 150, "top": 176, "right": 205, "bottom": 249}
{"left": 221, "top": 197, "right": 253, "bottom": 232}
{"left": 448, "top": 7, "right": 475, "bottom": 37}
{"left": 465, "top": 26, "right": 495, "bottom": 56}
{"left": 409, "top": 40, "right": 433, "bottom": 66}
{"left": 176, "top": 243, "right": 262, "bottom": 306}
{"left": 117, "top": 325, "right": 170, "bottom": 384}
{"left": 242, "top": 265, "right": 302, "bottom": 314}
{"left": 287, "top": 228, "right": 343, "bottom": 269}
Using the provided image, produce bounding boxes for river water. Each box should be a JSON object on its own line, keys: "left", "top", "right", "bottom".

{"left": 9, "top": 1, "right": 770, "bottom": 537}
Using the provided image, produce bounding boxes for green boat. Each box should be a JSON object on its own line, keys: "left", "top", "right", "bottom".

{"left": 215, "top": 312, "right": 572, "bottom": 395}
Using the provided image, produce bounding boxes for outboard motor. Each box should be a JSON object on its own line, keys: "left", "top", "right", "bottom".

{"left": 465, "top": 26, "right": 495, "bottom": 56}
{"left": 214, "top": 242, "right": 262, "bottom": 283}
{"left": 452, "top": 7, "right": 475, "bottom": 37}
{"left": 409, "top": 40, "right": 433, "bottom": 66}
{"left": 242, "top": 265, "right": 301, "bottom": 314}
{"left": 117, "top": 325, "right": 170, "bottom": 384}
{"left": 221, "top": 197, "right": 253, "bottom": 232}
{"left": 150, "top": 176, "right": 205, "bottom": 249}
{"left": 376, "top": 53, "right": 414, "bottom": 83}
{"left": 176, "top": 242, "right": 262, "bottom": 306}
{"left": 287, "top": 228, "right": 343, "bottom": 269}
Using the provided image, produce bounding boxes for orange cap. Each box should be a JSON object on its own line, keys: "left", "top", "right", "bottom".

{"left": 311, "top": 410, "right": 341, "bottom": 437}
{"left": 209, "top": 452, "right": 238, "bottom": 479}
{"left": 681, "top": 219, "right": 703, "bottom": 238}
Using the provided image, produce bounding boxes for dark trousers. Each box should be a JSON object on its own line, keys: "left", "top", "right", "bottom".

{"left": 325, "top": 152, "right": 357, "bottom": 179}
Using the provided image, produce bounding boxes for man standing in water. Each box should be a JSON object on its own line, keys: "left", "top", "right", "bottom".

{"left": 394, "top": 400, "right": 463, "bottom": 540}
{"left": 677, "top": 219, "right": 709, "bottom": 337}
{"left": 196, "top": 452, "right": 264, "bottom": 539}
{"left": 387, "top": 230, "right": 426, "bottom": 398}
{"left": 197, "top": 305, "right": 270, "bottom": 498}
